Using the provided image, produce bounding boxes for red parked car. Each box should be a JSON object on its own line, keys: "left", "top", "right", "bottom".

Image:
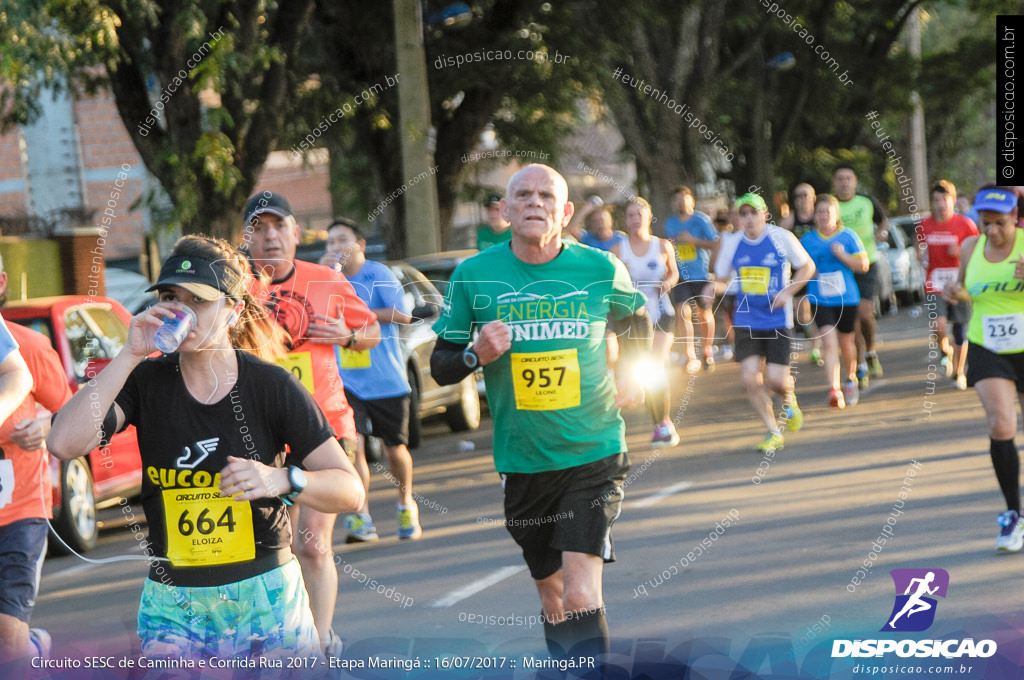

{"left": 3, "top": 296, "right": 143, "bottom": 553}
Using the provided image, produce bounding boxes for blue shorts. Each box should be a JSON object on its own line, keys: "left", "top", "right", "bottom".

{"left": 0, "top": 518, "right": 48, "bottom": 622}
{"left": 138, "top": 557, "right": 321, "bottom": 662}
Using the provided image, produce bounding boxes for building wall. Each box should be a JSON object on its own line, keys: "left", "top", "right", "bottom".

{"left": 0, "top": 131, "right": 28, "bottom": 213}
{"left": 0, "top": 88, "right": 333, "bottom": 265}
{"left": 74, "top": 91, "right": 148, "bottom": 260}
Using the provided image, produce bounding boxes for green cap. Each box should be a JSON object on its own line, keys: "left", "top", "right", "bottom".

{"left": 735, "top": 193, "right": 768, "bottom": 212}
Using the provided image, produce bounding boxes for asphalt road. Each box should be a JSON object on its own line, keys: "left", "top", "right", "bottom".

{"left": 27, "top": 306, "right": 1024, "bottom": 679}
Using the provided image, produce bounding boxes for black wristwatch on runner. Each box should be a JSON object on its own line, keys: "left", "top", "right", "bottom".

{"left": 462, "top": 346, "right": 480, "bottom": 369}
{"left": 281, "top": 465, "right": 307, "bottom": 506}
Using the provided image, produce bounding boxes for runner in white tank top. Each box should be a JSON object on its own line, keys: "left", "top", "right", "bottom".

{"left": 618, "top": 237, "right": 671, "bottom": 324}
{"left": 611, "top": 199, "right": 681, "bottom": 447}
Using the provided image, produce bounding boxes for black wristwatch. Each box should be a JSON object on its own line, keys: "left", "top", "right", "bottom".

{"left": 462, "top": 346, "right": 480, "bottom": 369}
{"left": 281, "top": 465, "right": 307, "bottom": 506}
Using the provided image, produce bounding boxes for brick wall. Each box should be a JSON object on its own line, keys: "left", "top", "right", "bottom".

{"left": 75, "top": 92, "right": 147, "bottom": 259}
{"left": 0, "top": 130, "right": 28, "bottom": 214}
{"left": 0, "top": 89, "right": 333, "bottom": 261}
{"left": 253, "top": 151, "right": 332, "bottom": 235}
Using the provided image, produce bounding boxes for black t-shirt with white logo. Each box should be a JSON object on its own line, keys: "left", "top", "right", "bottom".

{"left": 116, "top": 350, "right": 334, "bottom": 586}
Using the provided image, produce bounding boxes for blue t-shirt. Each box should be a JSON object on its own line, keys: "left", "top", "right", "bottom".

{"left": 581, "top": 231, "right": 627, "bottom": 252}
{"left": 665, "top": 212, "right": 718, "bottom": 281}
{"left": 714, "top": 225, "right": 810, "bottom": 331}
{"left": 0, "top": 317, "right": 17, "bottom": 363}
{"left": 336, "top": 261, "right": 411, "bottom": 400}
{"left": 800, "top": 228, "right": 865, "bottom": 307}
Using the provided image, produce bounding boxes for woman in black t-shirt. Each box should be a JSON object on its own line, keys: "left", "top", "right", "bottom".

{"left": 48, "top": 236, "right": 364, "bottom": 662}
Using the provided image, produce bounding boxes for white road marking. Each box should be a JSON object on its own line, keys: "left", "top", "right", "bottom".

{"left": 429, "top": 565, "right": 528, "bottom": 608}
{"left": 631, "top": 480, "right": 694, "bottom": 508}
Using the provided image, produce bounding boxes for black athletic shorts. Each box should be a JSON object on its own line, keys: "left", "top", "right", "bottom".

{"left": 733, "top": 327, "right": 793, "bottom": 365}
{"left": 966, "top": 342, "right": 1024, "bottom": 392}
{"left": 671, "top": 280, "right": 712, "bottom": 309}
{"left": 811, "top": 304, "right": 857, "bottom": 335}
{"left": 502, "top": 453, "right": 630, "bottom": 580}
{"left": 345, "top": 389, "right": 411, "bottom": 447}
{"left": 853, "top": 261, "right": 879, "bottom": 301}
{"left": 0, "top": 518, "right": 47, "bottom": 622}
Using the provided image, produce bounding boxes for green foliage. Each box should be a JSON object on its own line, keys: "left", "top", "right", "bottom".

{"left": 2, "top": 0, "right": 320, "bottom": 240}
{"left": 776, "top": 146, "right": 877, "bottom": 195}
{"left": 916, "top": 2, "right": 997, "bottom": 194}
{"left": 0, "top": 0, "right": 120, "bottom": 128}
{"left": 1, "top": 0, "right": 999, "bottom": 247}
{"left": 194, "top": 132, "right": 242, "bottom": 195}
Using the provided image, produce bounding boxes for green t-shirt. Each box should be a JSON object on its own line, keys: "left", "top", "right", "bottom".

{"left": 477, "top": 225, "right": 513, "bottom": 250}
{"left": 433, "top": 241, "right": 645, "bottom": 473}
{"left": 838, "top": 194, "right": 880, "bottom": 264}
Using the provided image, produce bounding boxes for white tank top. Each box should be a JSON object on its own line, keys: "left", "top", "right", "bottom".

{"left": 618, "top": 237, "right": 670, "bottom": 322}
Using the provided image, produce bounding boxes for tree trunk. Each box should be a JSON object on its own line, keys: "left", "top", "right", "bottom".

{"left": 598, "top": 1, "right": 727, "bottom": 219}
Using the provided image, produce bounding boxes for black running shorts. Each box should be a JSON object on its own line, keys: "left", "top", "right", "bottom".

{"left": 502, "top": 453, "right": 630, "bottom": 580}
{"left": 671, "top": 280, "right": 713, "bottom": 309}
{"left": 345, "top": 389, "right": 411, "bottom": 447}
{"left": 811, "top": 304, "right": 858, "bottom": 335}
{"left": 966, "top": 342, "right": 1024, "bottom": 392}
{"left": 733, "top": 327, "right": 793, "bottom": 366}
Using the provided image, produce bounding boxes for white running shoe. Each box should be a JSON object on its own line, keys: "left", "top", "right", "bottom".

{"left": 996, "top": 510, "right": 1024, "bottom": 552}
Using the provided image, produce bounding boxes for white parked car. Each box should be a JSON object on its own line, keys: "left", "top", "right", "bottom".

{"left": 882, "top": 216, "right": 927, "bottom": 307}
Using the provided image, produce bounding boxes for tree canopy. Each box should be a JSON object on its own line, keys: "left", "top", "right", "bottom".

{"left": 0, "top": 0, "right": 999, "bottom": 248}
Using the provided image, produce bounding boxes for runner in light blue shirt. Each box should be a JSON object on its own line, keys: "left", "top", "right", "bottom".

{"left": 323, "top": 219, "right": 422, "bottom": 543}
{"left": 664, "top": 185, "right": 719, "bottom": 372}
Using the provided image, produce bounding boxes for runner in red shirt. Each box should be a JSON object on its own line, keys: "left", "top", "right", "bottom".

{"left": 917, "top": 180, "right": 979, "bottom": 390}
{"left": 243, "top": 191, "right": 380, "bottom": 657}
{"left": 1, "top": 324, "right": 71, "bottom": 524}
{"left": 0, "top": 261, "right": 68, "bottom": 667}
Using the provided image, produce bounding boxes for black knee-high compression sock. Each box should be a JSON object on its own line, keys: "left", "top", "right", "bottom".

{"left": 543, "top": 611, "right": 569, "bottom": 658}
{"left": 561, "top": 607, "right": 610, "bottom": 660}
{"left": 990, "top": 438, "right": 1021, "bottom": 513}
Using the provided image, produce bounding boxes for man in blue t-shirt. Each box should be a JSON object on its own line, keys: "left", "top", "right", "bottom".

{"left": 324, "top": 219, "right": 422, "bottom": 542}
{"left": 664, "top": 185, "right": 719, "bottom": 372}
{"left": 580, "top": 206, "right": 628, "bottom": 252}
{"left": 703, "top": 193, "right": 815, "bottom": 455}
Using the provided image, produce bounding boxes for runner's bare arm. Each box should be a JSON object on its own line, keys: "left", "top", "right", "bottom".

{"left": 944, "top": 236, "right": 978, "bottom": 303}
{"left": 219, "top": 438, "right": 364, "bottom": 513}
{"left": 0, "top": 348, "right": 31, "bottom": 428}
{"left": 662, "top": 240, "right": 680, "bottom": 292}
{"left": 309, "top": 302, "right": 381, "bottom": 350}
{"left": 372, "top": 307, "right": 413, "bottom": 325}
